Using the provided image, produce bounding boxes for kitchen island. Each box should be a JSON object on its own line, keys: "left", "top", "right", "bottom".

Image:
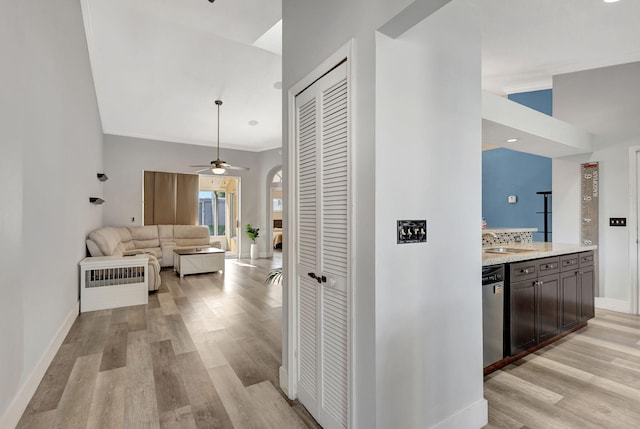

{"left": 482, "top": 241, "right": 598, "bottom": 375}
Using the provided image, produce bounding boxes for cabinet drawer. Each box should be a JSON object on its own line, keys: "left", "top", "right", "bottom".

{"left": 510, "top": 261, "right": 537, "bottom": 281}
{"left": 537, "top": 257, "right": 559, "bottom": 275}
{"left": 580, "top": 251, "right": 594, "bottom": 267}
{"left": 560, "top": 254, "right": 579, "bottom": 272}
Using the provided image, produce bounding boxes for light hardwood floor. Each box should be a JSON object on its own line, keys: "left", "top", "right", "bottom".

{"left": 18, "top": 256, "right": 640, "bottom": 429}
{"left": 17, "top": 253, "right": 321, "bottom": 429}
{"left": 484, "top": 308, "right": 640, "bottom": 429}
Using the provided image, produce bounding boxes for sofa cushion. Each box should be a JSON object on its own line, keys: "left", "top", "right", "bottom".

{"left": 158, "top": 225, "right": 174, "bottom": 242}
{"left": 173, "top": 225, "right": 210, "bottom": 247}
{"left": 88, "top": 227, "right": 122, "bottom": 256}
{"left": 128, "top": 226, "right": 160, "bottom": 249}
{"left": 118, "top": 228, "right": 135, "bottom": 251}
{"left": 86, "top": 239, "right": 103, "bottom": 257}
{"left": 124, "top": 247, "right": 162, "bottom": 259}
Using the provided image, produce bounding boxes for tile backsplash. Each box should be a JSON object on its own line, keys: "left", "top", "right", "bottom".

{"left": 482, "top": 231, "right": 533, "bottom": 246}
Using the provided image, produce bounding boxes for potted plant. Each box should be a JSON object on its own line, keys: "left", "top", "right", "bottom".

{"left": 245, "top": 224, "right": 260, "bottom": 259}
{"left": 265, "top": 267, "right": 283, "bottom": 286}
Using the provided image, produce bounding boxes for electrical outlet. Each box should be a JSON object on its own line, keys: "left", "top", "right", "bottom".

{"left": 609, "top": 217, "right": 627, "bottom": 227}
{"left": 397, "top": 220, "right": 427, "bottom": 244}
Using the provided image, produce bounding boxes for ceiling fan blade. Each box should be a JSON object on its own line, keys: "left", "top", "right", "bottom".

{"left": 190, "top": 165, "right": 214, "bottom": 168}
{"left": 193, "top": 167, "right": 211, "bottom": 173}
{"left": 225, "top": 164, "right": 250, "bottom": 171}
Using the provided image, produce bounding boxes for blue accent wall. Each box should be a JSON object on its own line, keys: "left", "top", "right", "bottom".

{"left": 508, "top": 89, "right": 552, "bottom": 116}
{"left": 482, "top": 148, "right": 552, "bottom": 241}
{"left": 482, "top": 89, "right": 553, "bottom": 241}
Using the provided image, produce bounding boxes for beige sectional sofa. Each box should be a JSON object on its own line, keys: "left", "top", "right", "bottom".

{"left": 86, "top": 225, "right": 212, "bottom": 291}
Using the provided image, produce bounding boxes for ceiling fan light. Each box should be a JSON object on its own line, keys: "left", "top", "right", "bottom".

{"left": 212, "top": 167, "right": 226, "bottom": 175}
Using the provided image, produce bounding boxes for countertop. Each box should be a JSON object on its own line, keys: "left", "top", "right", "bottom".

{"left": 482, "top": 242, "right": 597, "bottom": 266}
{"left": 483, "top": 227, "right": 538, "bottom": 233}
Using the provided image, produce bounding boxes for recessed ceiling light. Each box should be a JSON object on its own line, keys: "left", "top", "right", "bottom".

{"left": 248, "top": 120, "right": 259, "bottom": 126}
{"left": 506, "top": 138, "right": 519, "bottom": 143}
{"left": 603, "top": 0, "right": 620, "bottom": 3}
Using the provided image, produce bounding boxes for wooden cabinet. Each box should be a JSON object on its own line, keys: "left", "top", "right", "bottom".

{"left": 510, "top": 278, "right": 536, "bottom": 354}
{"left": 560, "top": 251, "right": 595, "bottom": 329}
{"left": 579, "top": 252, "right": 595, "bottom": 321}
{"left": 560, "top": 269, "right": 579, "bottom": 330}
{"left": 509, "top": 257, "right": 559, "bottom": 355}
{"left": 538, "top": 273, "right": 561, "bottom": 342}
{"left": 508, "top": 250, "right": 595, "bottom": 357}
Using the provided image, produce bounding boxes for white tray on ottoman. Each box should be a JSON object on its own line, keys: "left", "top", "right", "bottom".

{"left": 173, "top": 247, "right": 225, "bottom": 277}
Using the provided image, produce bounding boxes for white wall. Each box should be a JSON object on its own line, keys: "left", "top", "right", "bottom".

{"left": 554, "top": 140, "right": 639, "bottom": 307}
{"left": 0, "top": 0, "right": 26, "bottom": 422}
{"left": 375, "top": 1, "right": 485, "bottom": 427}
{"left": 0, "top": 0, "right": 104, "bottom": 425}
{"left": 103, "top": 135, "right": 280, "bottom": 258}
{"left": 283, "top": 0, "right": 486, "bottom": 427}
{"left": 553, "top": 63, "right": 640, "bottom": 312}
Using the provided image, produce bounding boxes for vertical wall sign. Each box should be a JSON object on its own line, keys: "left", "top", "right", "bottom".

{"left": 581, "top": 162, "right": 599, "bottom": 296}
{"left": 580, "top": 162, "right": 599, "bottom": 246}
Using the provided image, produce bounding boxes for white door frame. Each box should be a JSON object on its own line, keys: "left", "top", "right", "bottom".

{"left": 284, "top": 40, "right": 353, "bottom": 408}
{"left": 630, "top": 146, "right": 640, "bottom": 314}
{"left": 227, "top": 175, "right": 241, "bottom": 258}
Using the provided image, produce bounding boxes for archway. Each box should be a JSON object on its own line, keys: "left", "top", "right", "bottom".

{"left": 266, "top": 165, "right": 282, "bottom": 259}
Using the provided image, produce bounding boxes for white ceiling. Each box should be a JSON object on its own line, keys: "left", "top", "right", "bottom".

{"left": 479, "top": 0, "right": 640, "bottom": 95}
{"left": 81, "top": 0, "right": 282, "bottom": 152}
{"left": 81, "top": 0, "right": 640, "bottom": 152}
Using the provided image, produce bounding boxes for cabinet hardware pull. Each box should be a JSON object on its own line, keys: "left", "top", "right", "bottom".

{"left": 321, "top": 276, "right": 327, "bottom": 283}
{"left": 308, "top": 272, "right": 317, "bottom": 279}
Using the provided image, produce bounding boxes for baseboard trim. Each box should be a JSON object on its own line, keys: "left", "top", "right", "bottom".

{"left": 595, "top": 297, "right": 632, "bottom": 314}
{"left": 279, "top": 366, "right": 290, "bottom": 398}
{"left": 0, "top": 300, "right": 79, "bottom": 429}
{"left": 430, "top": 397, "right": 488, "bottom": 429}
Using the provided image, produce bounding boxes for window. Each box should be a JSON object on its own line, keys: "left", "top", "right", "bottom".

{"left": 199, "top": 191, "right": 226, "bottom": 235}
{"left": 272, "top": 170, "right": 282, "bottom": 184}
{"left": 273, "top": 198, "right": 283, "bottom": 211}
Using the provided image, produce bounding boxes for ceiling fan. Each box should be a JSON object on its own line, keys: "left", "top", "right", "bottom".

{"left": 191, "top": 99, "right": 249, "bottom": 175}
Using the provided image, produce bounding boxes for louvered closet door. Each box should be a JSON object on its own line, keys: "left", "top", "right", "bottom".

{"left": 295, "top": 61, "right": 349, "bottom": 429}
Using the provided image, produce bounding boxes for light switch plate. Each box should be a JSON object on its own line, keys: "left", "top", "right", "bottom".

{"left": 609, "top": 217, "right": 627, "bottom": 227}
{"left": 397, "top": 220, "right": 427, "bottom": 244}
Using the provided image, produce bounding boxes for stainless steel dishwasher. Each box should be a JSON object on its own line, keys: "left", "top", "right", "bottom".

{"left": 482, "top": 264, "right": 505, "bottom": 367}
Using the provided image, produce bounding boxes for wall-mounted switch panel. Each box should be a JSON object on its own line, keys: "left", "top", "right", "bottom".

{"left": 609, "top": 217, "right": 627, "bottom": 227}
{"left": 397, "top": 220, "right": 427, "bottom": 244}
{"left": 508, "top": 195, "right": 517, "bottom": 204}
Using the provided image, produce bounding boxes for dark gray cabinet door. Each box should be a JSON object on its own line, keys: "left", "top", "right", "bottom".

{"left": 560, "top": 270, "right": 580, "bottom": 331}
{"left": 538, "top": 273, "right": 560, "bottom": 342}
{"left": 580, "top": 267, "right": 595, "bottom": 321}
{"left": 510, "top": 279, "right": 537, "bottom": 355}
